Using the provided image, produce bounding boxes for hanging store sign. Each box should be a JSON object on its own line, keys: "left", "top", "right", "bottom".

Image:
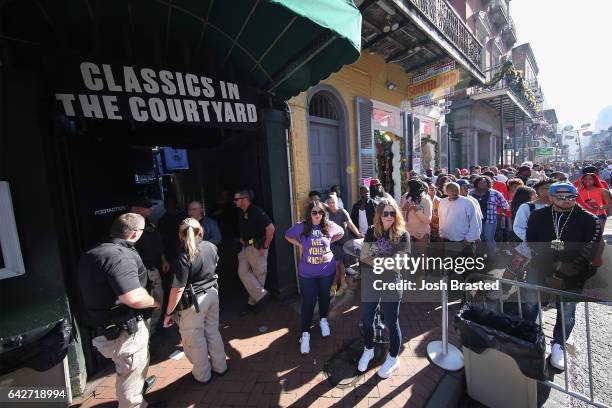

{"left": 407, "top": 61, "right": 459, "bottom": 107}
{"left": 534, "top": 147, "right": 554, "bottom": 156}
{"left": 54, "top": 62, "right": 259, "bottom": 130}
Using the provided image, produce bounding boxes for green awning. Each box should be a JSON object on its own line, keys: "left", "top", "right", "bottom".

{"left": 204, "top": 0, "right": 363, "bottom": 99}
{"left": 3, "top": 0, "right": 361, "bottom": 100}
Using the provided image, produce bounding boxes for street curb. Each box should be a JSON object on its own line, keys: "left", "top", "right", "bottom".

{"left": 425, "top": 369, "right": 465, "bottom": 408}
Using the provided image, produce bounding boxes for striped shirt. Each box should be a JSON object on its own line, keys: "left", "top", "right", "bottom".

{"left": 470, "top": 189, "right": 509, "bottom": 224}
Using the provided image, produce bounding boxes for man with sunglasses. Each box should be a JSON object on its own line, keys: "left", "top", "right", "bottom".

{"left": 526, "top": 182, "right": 602, "bottom": 370}
{"left": 234, "top": 190, "right": 275, "bottom": 315}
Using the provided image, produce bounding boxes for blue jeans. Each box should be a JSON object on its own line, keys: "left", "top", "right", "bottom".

{"left": 519, "top": 298, "right": 577, "bottom": 345}
{"left": 362, "top": 300, "right": 402, "bottom": 357}
{"left": 299, "top": 274, "right": 334, "bottom": 333}
{"left": 480, "top": 222, "right": 497, "bottom": 257}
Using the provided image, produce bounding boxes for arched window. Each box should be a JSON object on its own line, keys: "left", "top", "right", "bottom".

{"left": 309, "top": 92, "right": 339, "bottom": 121}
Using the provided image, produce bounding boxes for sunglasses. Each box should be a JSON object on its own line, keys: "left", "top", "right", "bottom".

{"left": 382, "top": 211, "right": 396, "bottom": 218}
{"left": 553, "top": 194, "right": 577, "bottom": 201}
{"left": 233, "top": 196, "right": 248, "bottom": 202}
{"left": 311, "top": 210, "right": 325, "bottom": 216}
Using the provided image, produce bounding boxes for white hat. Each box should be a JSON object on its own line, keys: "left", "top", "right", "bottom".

{"left": 608, "top": 164, "right": 612, "bottom": 170}
{"left": 520, "top": 161, "right": 534, "bottom": 169}
{"left": 496, "top": 174, "right": 508, "bottom": 183}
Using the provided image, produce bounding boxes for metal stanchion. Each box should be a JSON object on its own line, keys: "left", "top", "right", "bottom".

{"left": 427, "top": 268, "right": 464, "bottom": 370}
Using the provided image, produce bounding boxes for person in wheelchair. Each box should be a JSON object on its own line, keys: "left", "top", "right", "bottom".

{"left": 357, "top": 198, "right": 410, "bottom": 379}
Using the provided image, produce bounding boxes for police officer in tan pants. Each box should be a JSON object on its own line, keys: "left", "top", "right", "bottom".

{"left": 78, "top": 213, "right": 165, "bottom": 408}
{"left": 233, "top": 190, "right": 275, "bottom": 315}
{"left": 164, "top": 218, "right": 227, "bottom": 383}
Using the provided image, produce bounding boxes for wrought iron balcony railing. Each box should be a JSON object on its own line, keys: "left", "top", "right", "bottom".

{"left": 469, "top": 66, "right": 538, "bottom": 116}
{"left": 489, "top": 0, "right": 509, "bottom": 28}
{"left": 402, "top": 0, "right": 483, "bottom": 73}
{"left": 502, "top": 16, "right": 517, "bottom": 47}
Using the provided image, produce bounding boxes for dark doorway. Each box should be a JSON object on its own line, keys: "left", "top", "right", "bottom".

{"left": 56, "top": 119, "right": 266, "bottom": 373}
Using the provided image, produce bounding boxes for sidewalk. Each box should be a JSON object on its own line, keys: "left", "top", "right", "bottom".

{"left": 72, "top": 284, "right": 461, "bottom": 408}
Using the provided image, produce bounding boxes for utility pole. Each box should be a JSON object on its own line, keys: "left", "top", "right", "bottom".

{"left": 500, "top": 95, "right": 504, "bottom": 166}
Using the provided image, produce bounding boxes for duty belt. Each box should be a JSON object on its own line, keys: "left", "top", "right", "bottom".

{"left": 93, "top": 315, "right": 144, "bottom": 340}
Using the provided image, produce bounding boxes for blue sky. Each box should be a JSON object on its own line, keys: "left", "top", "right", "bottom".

{"left": 511, "top": 0, "right": 612, "bottom": 130}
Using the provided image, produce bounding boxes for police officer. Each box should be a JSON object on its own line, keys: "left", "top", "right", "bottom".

{"left": 78, "top": 213, "right": 164, "bottom": 408}
{"left": 163, "top": 218, "right": 227, "bottom": 383}
{"left": 128, "top": 197, "right": 170, "bottom": 335}
{"left": 233, "top": 190, "right": 275, "bottom": 315}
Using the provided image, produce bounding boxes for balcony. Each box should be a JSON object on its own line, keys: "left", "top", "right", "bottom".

{"left": 392, "top": 0, "right": 484, "bottom": 81}
{"left": 501, "top": 17, "right": 517, "bottom": 48}
{"left": 468, "top": 65, "right": 538, "bottom": 122}
{"left": 489, "top": 0, "right": 509, "bottom": 30}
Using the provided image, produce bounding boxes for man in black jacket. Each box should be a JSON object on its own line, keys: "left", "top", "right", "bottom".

{"left": 351, "top": 186, "right": 376, "bottom": 237}
{"left": 526, "top": 182, "right": 602, "bottom": 371}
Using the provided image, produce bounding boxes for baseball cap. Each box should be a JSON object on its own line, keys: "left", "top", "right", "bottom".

{"left": 521, "top": 161, "right": 534, "bottom": 169}
{"left": 582, "top": 165, "right": 597, "bottom": 175}
{"left": 460, "top": 168, "right": 469, "bottom": 176}
{"left": 128, "top": 196, "right": 154, "bottom": 208}
{"left": 456, "top": 179, "right": 470, "bottom": 187}
{"left": 370, "top": 178, "right": 382, "bottom": 186}
{"left": 549, "top": 182, "right": 577, "bottom": 195}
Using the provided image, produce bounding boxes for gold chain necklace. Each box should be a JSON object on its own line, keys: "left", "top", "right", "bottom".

{"left": 550, "top": 205, "right": 575, "bottom": 251}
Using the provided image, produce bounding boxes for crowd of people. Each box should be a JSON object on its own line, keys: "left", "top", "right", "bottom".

{"left": 75, "top": 159, "right": 611, "bottom": 407}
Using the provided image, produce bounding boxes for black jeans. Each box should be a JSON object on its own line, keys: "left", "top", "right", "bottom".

{"left": 362, "top": 300, "right": 402, "bottom": 357}
{"left": 299, "top": 274, "right": 335, "bottom": 333}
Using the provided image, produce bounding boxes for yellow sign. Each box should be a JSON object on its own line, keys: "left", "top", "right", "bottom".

{"left": 408, "top": 61, "right": 459, "bottom": 107}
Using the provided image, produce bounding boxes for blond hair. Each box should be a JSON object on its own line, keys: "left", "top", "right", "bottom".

{"left": 373, "top": 198, "right": 407, "bottom": 243}
{"left": 178, "top": 218, "right": 204, "bottom": 262}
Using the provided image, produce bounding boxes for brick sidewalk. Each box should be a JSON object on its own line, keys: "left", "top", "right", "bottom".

{"left": 72, "top": 284, "right": 461, "bottom": 408}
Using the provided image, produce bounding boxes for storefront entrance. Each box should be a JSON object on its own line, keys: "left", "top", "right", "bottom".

{"left": 54, "top": 117, "right": 282, "bottom": 373}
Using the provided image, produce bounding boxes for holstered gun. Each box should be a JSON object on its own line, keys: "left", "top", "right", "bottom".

{"left": 187, "top": 284, "right": 201, "bottom": 313}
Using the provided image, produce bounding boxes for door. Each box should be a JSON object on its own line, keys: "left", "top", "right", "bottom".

{"left": 309, "top": 120, "right": 341, "bottom": 193}
{"left": 450, "top": 136, "right": 462, "bottom": 170}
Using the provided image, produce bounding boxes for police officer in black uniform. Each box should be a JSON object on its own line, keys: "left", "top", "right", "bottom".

{"left": 128, "top": 197, "right": 170, "bottom": 335}
{"left": 78, "top": 213, "right": 165, "bottom": 408}
{"left": 233, "top": 189, "right": 275, "bottom": 315}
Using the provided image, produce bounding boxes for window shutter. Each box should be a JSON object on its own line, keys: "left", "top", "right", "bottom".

{"left": 355, "top": 97, "right": 374, "bottom": 182}
{"left": 401, "top": 112, "right": 412, "bottom": 171}
{"left": 440, "top": 124, "right": 449, "bottom": 170}
{"left": 412, "top": 116, "right": 421, "bottom": 172}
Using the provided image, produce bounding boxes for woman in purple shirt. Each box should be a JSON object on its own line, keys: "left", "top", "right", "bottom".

{"left": 285, "top": 201, "right": 344, "bottom": 354}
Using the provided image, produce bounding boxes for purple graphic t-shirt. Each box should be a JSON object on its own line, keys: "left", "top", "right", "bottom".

{"left": 285, "top": 221, "right": 344, "bottom": 278}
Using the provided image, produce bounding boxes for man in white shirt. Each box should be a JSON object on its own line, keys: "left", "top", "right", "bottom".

{"left": 438, "top": 183, "right": 482, "bottom": 243}
{"left": 456, "top": 179, "right": 484, "bottom": 226}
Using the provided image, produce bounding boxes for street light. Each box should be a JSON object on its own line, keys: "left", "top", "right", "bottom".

{"left": 563, "top": 123, "right": 591, "bottom": 161}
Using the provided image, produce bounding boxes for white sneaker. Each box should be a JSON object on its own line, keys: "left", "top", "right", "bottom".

{"left": 357, "top": 347, "right": 375, "bottom": 372}
{"left": 319, "top": 318, "right": 330, "bottom": 337}
{"left": 300, "top": 332, "right": 310, "bottom": 354}
{"left": 345, "top": 267, "right": 358, "bottom": 276}
{"left": 377, "top": 354, "right": 400, "bottom": 379}
{"left": 550, "top": 343, "right": 565, "bottom": 370}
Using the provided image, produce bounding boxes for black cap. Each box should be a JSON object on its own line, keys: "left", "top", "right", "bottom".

{"left": 582, "top": 165, "right": 597, "bottom": 175}
{"left": 128, "top": 197, "right": 153, "bottom": 209}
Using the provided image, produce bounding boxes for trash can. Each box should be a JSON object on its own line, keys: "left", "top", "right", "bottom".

{"left": 454, "top": 304, "right": 548, "bottom": 408}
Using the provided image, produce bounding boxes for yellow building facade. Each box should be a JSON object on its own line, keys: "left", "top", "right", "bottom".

{"left": 287, "top": 51, "right": 440, "bottom": 220}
